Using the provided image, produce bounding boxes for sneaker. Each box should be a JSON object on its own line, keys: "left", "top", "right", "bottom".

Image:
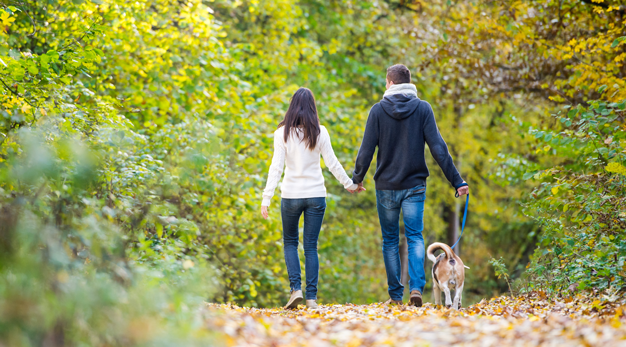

{"left": 306, "top": 299, "right": 318, "bottom": 309}
{"left": 284, "top": 290, "right": 303, "bottom": 309}
{"left": 409, "top": 290, "right": 422, "bottom": 307}
{"left": 384, "top": 298, "right": 403, "bottom": 306}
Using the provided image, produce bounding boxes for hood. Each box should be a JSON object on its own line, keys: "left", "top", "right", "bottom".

{"left": 380, "top": 84, "right": 421, "bottom": 120}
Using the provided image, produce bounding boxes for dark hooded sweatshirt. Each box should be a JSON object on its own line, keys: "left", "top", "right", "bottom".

{"left": 352, "top": 93, "right": 464, "bottom": 191}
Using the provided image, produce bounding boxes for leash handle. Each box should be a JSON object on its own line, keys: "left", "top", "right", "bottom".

{"left": 454, "top": 182, "right": 468, "bottom": 198}
{"left": 451, "top": 193, "right": 469, "bottom": 251}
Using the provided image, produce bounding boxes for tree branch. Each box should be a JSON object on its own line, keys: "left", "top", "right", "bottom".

{"left": 14, "top": 1, "right": 37, "bottom": 37}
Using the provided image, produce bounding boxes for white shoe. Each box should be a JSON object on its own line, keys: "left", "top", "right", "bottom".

{"left": 306, "top": 300, "right": 318, "bottom": 309}
{"left": 284, "top": 290, "right": 303, "bottom": 309}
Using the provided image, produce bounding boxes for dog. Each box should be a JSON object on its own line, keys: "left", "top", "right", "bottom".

{"left": 427, "top": 242, "right": 469, "bottom": 310}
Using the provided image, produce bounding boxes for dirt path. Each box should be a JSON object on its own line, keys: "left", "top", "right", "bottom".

{"left": 205, "top": 293, "right": 626, "bottom": 346}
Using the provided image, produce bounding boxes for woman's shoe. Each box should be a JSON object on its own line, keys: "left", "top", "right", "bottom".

{"left": 284, "top": 290, "right": 303, "bottom": 309}
{"left": 306, "top": 300, "right": 318, "bottom": 309}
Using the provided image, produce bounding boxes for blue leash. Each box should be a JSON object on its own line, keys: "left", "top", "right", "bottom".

{"left": 450, "top": 192, "right": 469, "bottom": 251}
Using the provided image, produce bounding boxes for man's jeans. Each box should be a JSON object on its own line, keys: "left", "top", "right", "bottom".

{"left": 376, "top": 185, "right": 426, "bottom": 301}
{"left": 281, "top": 197, "right": 326, "bottom": 300}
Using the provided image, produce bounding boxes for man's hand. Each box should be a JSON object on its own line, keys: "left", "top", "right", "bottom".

{"left": 357, "top": 183, "right": 366, "bottom": 193}
{"left": 261, "top": 206, "right": 269, "bottom": 219}
{"left": 456, "top": 184, "right": 469, "bottom": 197}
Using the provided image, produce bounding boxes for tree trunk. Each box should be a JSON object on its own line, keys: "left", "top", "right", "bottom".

{"left": 400, "top": 225, "right": 409, "bottom": 290}
{"left": 446, "top": 203, "right": 460, "bottom": 256}
{"left": 447, "top": 104, "right": 463, "bottom": 256}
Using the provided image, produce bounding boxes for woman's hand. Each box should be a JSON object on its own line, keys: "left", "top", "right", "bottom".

{"left": 261, "top": 206, "right": 269, "bottom": 219}
{"left": 347, "top": 183, "right": 364, "bottom": 194}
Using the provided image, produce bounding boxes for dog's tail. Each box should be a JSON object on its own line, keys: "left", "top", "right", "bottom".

{"left": 427, "top": 242, "right": 455, "bottom": 263}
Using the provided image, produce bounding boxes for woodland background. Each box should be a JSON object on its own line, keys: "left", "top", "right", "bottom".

{"left": 0, "top": 0, "right": 625, "bottom": 345}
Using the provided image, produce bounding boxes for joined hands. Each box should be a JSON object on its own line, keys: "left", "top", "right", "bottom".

{"left": 347, "top": 182, "right": 366, "bottom": 194}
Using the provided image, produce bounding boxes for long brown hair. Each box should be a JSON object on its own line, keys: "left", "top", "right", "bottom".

{"left": 278, "top": 87, "right": 321, "bottom": 150}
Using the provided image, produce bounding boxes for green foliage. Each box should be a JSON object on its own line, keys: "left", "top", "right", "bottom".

{"left": 0, "top": 126, "right": 219, "bottom": 345}
{"left": 413, "top": 0, "right": 626, "bottom": 296}
{"left": 522, "top": 100, "right": 626, "bottom": 293}
{"left": 0, "top": 3, "right": 223, "bottom": 343}
{"left": 489, "top": 257, "right": 514, "bottom": 297}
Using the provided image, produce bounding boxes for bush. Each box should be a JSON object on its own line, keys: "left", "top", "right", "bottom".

{"left": 0, "top": 126, "right": 220, "bottom": 346}
{"left": 522, "top": 100, "right": 626, "bottom": 294}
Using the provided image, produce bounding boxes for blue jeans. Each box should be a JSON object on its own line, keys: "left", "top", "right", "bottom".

{"left": 281, "top": 197, "right": 326, "bottom": 300}
{"left": 376, "top": 185, "right": 426, "bottom": 301}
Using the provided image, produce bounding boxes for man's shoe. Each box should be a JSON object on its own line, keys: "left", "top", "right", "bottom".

{"left": 306, "top": 299, "right": 318, "bottom": 309}
{"left": 384, "top": 298, "right": 403, "bottom": 306}
{"left": 410, "top": 290, "right": 423, "bottom": 307}
{"left": 284, "top": 290, "right": 303, "bottom": 309}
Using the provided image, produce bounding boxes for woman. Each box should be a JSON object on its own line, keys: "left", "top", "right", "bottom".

{"left": 261, "top": 87, "right": 359, "bottom": 309}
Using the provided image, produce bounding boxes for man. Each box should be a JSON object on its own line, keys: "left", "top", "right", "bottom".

{"left": 352, "top": 64, "right": 469, "bottom": 306}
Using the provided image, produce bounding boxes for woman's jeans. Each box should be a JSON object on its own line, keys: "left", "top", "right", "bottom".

{"left": 376, "top": 185, "right": 426, "bottom": 301}
{"left": 281, "top": 197, "right": 326, "bottom": 300}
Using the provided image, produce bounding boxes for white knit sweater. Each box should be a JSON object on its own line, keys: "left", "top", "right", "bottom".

{"left": 262, "top": 125, "right": 357, "bottom": 207}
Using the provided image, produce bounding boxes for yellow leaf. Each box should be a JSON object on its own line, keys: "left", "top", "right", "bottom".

{"left": 0, "top": 11, "right": 15, "bottom": 26}
{"left": 606, "top": 162, "right": 626, "bottom": 176}
{"left": 21, "top": 103, "right": 32, "bottom": 114}
{"left": 551, "top": 186, "right": 559, "bottom": 195}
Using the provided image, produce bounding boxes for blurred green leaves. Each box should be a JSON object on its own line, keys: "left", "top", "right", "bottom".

{"left": 0, "top": 125, "right": 220, "bottom": 345}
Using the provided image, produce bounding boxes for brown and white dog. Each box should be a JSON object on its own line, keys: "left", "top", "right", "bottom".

{"left": 427, "top": 242, "right": 469, "bottom": 310}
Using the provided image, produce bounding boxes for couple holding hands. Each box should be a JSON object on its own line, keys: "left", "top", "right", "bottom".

{"left": 261, "top": 64, "right": 469, "bottom": 309}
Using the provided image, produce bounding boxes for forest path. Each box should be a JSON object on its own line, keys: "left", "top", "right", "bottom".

{"left": 205, "top": 293, "right": 626, "bottom": 346}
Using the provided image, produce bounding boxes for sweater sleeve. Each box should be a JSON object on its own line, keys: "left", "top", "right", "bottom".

{"left": 423, "top": 104, "right": 464, "bottom": 188}
{"left": 261, "top": 130, "right": 286, "bottom": 207}
{"left": 352, "top": 106, "right": 379, "bottom": 184}
{"left": 319, "top": 127, "right": 358, "bottom": 190}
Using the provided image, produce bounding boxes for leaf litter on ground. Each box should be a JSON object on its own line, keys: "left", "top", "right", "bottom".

{"left": 204, "top": 291, "right": 626, "bottom": 346}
